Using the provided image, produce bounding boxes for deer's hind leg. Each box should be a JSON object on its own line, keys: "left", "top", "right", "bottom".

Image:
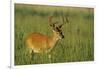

{"left": 28, "top": 49, "right": 35, "bottom": 64}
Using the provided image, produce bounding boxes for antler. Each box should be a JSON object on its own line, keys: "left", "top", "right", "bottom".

{"left": 49, "top": 14, "right": 69, "bottom": 28}
{"left": 49, "top": 16, "right": 58, "bottom": 27}
{"left": 59, "top": 14, "right": 69, "bottom": 28}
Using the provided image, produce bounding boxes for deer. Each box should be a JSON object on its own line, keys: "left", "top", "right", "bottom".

{"left": 25, "top": 15, "right": 69, "bottom": 60}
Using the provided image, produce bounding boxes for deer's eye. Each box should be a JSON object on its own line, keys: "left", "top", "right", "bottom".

{"left": 56, "top": 32, "right": 59, "bottom": 34}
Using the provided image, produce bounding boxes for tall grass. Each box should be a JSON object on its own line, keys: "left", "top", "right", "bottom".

{"left": 14, "top": 4, "right": 94, "bottom": 65}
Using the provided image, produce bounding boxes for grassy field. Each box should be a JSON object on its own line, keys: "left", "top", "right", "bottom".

{"left": 14, "top": 4, "right": 94, "bottom": 65}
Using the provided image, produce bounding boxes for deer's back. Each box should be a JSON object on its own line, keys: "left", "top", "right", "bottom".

{"left": 26, "top": 33, "right": 50, "bottom": 53}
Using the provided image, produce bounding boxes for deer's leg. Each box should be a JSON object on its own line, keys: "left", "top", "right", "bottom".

{"left": 31, "top": 50, "right": 35, "bottom": 60}
{"left": 48, "top": 53, "right": 52, "bottom": 63}
{"left": 28, "top": 49, "right": 32, "bottom": 59}
{"left": 29, "top": 49, "right": 34, "bottom": 64}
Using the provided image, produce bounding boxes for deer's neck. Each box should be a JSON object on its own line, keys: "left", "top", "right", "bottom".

{"left": 48, "top": 31, "right": 60, "bottom": 51}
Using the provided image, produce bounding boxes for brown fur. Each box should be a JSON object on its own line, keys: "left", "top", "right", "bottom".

{"left": 26, "top": 31, "right": 60, "bottom": 54}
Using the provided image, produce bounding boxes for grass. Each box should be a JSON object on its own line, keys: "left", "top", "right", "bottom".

{"left": 14, "top": 3, "right": 94, "bottom": 65}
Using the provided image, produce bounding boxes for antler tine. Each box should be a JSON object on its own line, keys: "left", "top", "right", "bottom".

{"left": 59, "top": 13, "right": 66, "bottom": 28}
{"left": 49, "top": 16, "right": 58, "bottom": 26}
{"left": 62, "top": 15, "right": 65, "bottom": 24}
{"left": 49, "top": 16, "right": 53, "bottom": 26}
{"left": 65, "top": 16, "right": 69, "bottom": 24}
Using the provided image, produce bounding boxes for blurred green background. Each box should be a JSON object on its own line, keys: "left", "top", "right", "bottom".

{"left": 14, "top": 3, "right": 94, "bottom": 65}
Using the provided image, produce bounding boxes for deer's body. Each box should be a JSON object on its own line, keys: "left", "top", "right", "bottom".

{"left": 26, "top": 31, "right": 60, "bottom": 53}
{"left": 25, "top": 16, "right": 68, "bottom": 58}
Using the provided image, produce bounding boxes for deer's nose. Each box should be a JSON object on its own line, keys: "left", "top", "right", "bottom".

{"left": 62, "top": 35, "right": 64, "bottom": 38}
{"left": 60, "top": 32, "right": 64, "bottom": 39}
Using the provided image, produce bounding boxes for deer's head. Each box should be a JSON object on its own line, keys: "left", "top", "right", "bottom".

{"left": 49, "top": 15, "right": 69, "bottom": 39}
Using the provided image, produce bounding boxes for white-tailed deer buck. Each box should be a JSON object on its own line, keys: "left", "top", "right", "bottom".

{"left": 26, "top": 15, "right": 69, "bottom": 58}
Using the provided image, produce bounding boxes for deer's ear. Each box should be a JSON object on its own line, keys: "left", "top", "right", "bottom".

{"left": 53, "top": 24, "right": 56, "bottom": 27}
{"left": 50, "top": 24, "right": 52, "bottom": 27}
{"left": 49, "top": 23, "right": 54, "bottom": 27}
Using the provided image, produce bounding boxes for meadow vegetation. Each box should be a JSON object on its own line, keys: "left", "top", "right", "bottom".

{"left": 15, "top": 4, "right": 94, "bottom": 65}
